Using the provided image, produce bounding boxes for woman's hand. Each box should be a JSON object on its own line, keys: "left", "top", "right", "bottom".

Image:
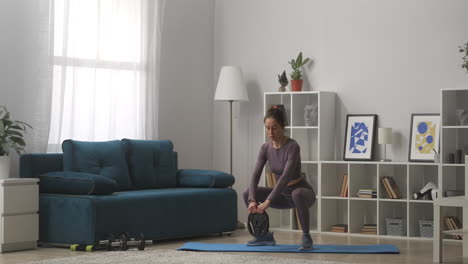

{"left": 248, "top": 202, "right": 258, "bottom": 214}
{"left": 257, "top": 200, "right": 271, "bottom": 214}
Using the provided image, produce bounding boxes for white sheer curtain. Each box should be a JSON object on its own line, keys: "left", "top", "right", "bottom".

{"left": 47, "top": 0, "right": 163, "bottom": 152}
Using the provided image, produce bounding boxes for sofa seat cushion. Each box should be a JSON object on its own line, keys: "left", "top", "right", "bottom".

{"left": 121, "top": 139, "right": 177, "bottom": 189}
{"left": 62, "top": 140, "right": 131, "bottom": 191}
{"left": 39, "top": 172, "right": 118, "bottom": 195}
{"left": 38, "top": 188, "right": 238, "bottom": 244}
{"left": 176, "top": 169, "right": 234, "bottom": 188}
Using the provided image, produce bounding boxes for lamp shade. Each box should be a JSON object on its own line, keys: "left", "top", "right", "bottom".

{"left": 214, "top": 66, "right": 249, "bottom": 101}
{"left": 378, "top": 128, "right": 393, "bottom": 144}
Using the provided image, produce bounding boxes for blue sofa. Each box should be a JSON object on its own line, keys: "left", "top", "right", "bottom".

{"left": 20, "top": 139, "right": 237, "bottom": 245}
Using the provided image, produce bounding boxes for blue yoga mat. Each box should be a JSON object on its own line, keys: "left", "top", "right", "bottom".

{"left": 178, "top": 242, "right": 399, "bottom": 254}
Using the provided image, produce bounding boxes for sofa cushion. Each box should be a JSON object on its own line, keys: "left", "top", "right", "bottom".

{"left": 62, "top": 140, "right": 131, "bottom": 191}
{"left": 39, "top": 171, "right": 118, "bottom": 195}
{"left": 176, "top": 169, "right": 234, "bottom": 188}
{"left": 121, "top": 139, "right": 177, "bottom": 189}
{"left": 39, "top": 188, "right": 237, "bottom": 244}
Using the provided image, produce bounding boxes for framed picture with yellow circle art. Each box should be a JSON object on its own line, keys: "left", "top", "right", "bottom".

{"left": 408, "top": 114, "right": 440, "bottom": 162}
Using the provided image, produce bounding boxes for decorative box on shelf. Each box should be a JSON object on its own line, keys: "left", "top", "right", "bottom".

{"left": 0, "top": 178, "right": 39, "bottom": 252}
{"left": 419, "top": 219, "right": 434, "bottom": 238}
{"left": 386, "top": 217, "right": 406, "bottom": 236}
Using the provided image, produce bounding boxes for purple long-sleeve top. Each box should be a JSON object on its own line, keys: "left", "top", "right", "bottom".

{"left": 248, "top": 137, "right": 302, "bottom": 202}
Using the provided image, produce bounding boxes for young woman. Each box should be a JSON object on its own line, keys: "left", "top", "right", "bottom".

{"left": 243, "top": 105, "right": 316, "bottom": 250}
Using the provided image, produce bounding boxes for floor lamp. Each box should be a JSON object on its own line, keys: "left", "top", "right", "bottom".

{"left": 214, "top": 66, "right": 249, "bottom": 229}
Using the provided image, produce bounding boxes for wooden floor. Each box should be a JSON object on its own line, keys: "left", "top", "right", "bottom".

{"left": 0, "top": 229, "right": 466, "bottom": 264}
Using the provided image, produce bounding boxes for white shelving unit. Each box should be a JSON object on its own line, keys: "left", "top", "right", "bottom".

{"left": 262, "top": 89, "right": 467, "bottom": 242}
{"left": 263, "top": 91, "right": 335, "bottom": 232}
{"left": 319, "top": 161, "right": 438, "bottom": 239}
{"left": 438, "top": 88, "right": 468, "bottom": 242}
{"left": 433, "top": 156, "right": 468, "bottom": 262}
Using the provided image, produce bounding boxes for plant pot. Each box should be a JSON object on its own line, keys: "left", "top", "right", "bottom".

{"left": 0, "top": 156, "right": 10, "bottom": 179}
{"left": 291, "top": 80, "right": 303, "bottom": 92}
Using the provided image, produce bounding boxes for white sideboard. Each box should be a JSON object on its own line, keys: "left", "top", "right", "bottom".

{"left": 0, "top": 178, "right": 39, "bottom": 253}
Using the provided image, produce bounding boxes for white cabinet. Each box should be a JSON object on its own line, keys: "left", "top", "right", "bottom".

{"left": 0, "top": 178, "right": 39, "bottom": 252}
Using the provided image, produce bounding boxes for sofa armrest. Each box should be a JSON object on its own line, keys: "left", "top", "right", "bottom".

{"left": 176, "top": 169, "right": 235, "bottom": 188}
{"left": 20, "top": 153, "right": 63, "bottom": 179}
{"left": 40, "top": 172, "right": 118, "bottom": 195}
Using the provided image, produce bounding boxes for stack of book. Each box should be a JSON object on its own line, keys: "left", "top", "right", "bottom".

{"left": 357, "top": 189, "right": 377, "bottom": 198}
{"left": 444, "top": 216, "right": 462, "bottom": 240}
{"left": 361, "top": 224, "right": 377, "bottom": 235}
{"left": 380, "top": 176, "right": 402, "bottom": 199}
{"left": 331, "top": 224, "right": 348, "bottom": 233}
{"left": 339, "top": 173, "right": 348, "bottom": 197}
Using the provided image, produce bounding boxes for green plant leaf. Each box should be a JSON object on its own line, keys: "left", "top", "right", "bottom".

{"left": 0, "top": 120, "right": 4, "bottom": 137}
{"left": 6, "top": 130, "right": 23, "bottom": 137}
{"left": 16, "top": 121, "right": 32, "bottom": 129}
{"left": 297, "top": 52, "right": 303, "bottom": 66}
{"left": 2, "top": 120, "right": 12, "bottom": 128}
{"left": 9, "top": 136, "right": 25, "bottom": 147}
{"left": 302, "top": 58, "right": 310, "bottom": 67}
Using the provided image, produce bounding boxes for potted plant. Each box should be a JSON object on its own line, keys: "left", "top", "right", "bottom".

{"left": 288, "top": 52, "right": 312, "bottom": 91}
{"left": 459, "top": 42, "right": 468, "bottom": 73}
{"left": 277, "top": 70, "right": 288, "bottom": 92}
{"left": 0, "top": 106, "right": 31, "bottom": 178}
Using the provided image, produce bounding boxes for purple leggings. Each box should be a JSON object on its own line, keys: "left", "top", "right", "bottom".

{"left": 243, "top": 182, "right": 316, "bottom": 234}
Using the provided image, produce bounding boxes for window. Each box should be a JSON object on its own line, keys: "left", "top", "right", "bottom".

{"left": 48, "top": 0, "right": 157, "bottom": 151}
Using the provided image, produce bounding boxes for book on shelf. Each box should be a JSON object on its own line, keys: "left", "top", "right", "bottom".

{"left": 444, "top": 216, "right": 462, "bottom": 240}
{"left": 380, "top": 177, "right": 394, "bottom": 198}
{"left": 268, "top": 172, "right": 277, "bottom": 187}
{"left": 381, "top": 176, "right": 402, "bottom": 199}
{"left": 331, "top": 224, "right": 348, "bottom": 233}
{"left": 361, "top": 224, "right": 377, "bottom": 234}
{"left": 264, "top": 163, "right": 278, "bottom": 188}
{"left": 340, "top": 173, "right": 348, "bottom": 197}
{"left": 357, "top": 189, "right": 377, "bottom": 198}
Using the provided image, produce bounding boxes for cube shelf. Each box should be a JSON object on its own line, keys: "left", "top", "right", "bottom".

{"left": 349, "top": 200, "right": 377, "bottom": 234}
{"left": 261, "top": 89, "right": 468, "bottom": 241}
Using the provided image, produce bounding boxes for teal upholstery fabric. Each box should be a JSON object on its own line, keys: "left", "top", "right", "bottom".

{"left": 121, "top": 139, "right": 177, "bottom": 189}
{"left": 62, "top": 140, "right": 131, "bottom": 191}
{"left": 40, "top": 172, "right": 117, "bottom": 195}
{"left": 20, "top": 154, "right": 63, "bottom": 179}
{"left": 39, "top": 195, "right": 96, "bottom": 245}
{"left": 177, "top": 169, "right": 235, "bottom": 188}
{"left": 39, "top": 188, "right": 237, "bottom": 245}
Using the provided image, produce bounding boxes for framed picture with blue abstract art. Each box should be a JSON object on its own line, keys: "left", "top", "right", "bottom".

{"left": 408, "top": 114, "right": 440, "bottom": 162}
{"left": 343, "top": 114, "right": 377, "bottom": 161}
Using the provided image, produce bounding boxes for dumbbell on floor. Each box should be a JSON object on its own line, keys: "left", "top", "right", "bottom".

{"left": 99, "top": 233, "right": 146, "bottom": 251}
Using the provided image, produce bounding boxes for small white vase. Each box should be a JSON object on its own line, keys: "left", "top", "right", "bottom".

{"left": 0, "top": 156, "right": 11, "bottom": 179}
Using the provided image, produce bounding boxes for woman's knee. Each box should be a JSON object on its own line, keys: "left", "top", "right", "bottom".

{"left": 292, "top": 188, "right": 316, "bottom": 207}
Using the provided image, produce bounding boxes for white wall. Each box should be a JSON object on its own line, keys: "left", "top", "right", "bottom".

{"left": 0, "top": 0, "right": 52, "bottom": 177}
{"left": 213, "top": 0, "right": 468, "bottom": 220}
{"left": 159, "top": 0, "right": 215, "bottom": 169}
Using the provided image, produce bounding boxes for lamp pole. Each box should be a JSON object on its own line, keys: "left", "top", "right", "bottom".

{"left": 229, "top": 100, "right": 233, "bottom": 176}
